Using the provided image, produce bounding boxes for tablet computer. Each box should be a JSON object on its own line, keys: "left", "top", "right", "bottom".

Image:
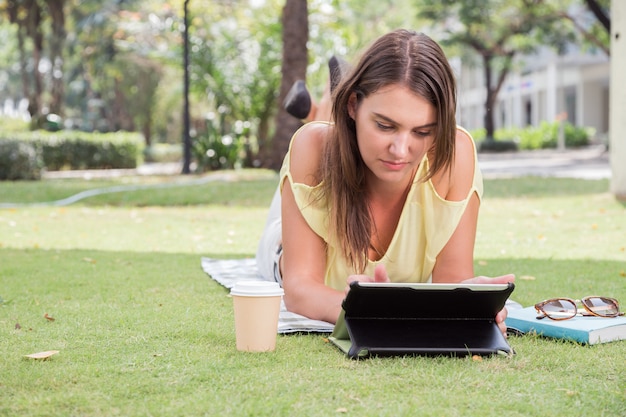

{"left": 329, "top": 281, "right": 515, "bottom": 359}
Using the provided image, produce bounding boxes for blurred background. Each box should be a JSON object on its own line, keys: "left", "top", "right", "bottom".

{"left": 0, "top": 0, "right": 612, "bottom": 176}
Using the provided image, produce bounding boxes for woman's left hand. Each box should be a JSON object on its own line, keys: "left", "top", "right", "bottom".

{"left": 462, "top": 274, "right": 516, "bottom": 337}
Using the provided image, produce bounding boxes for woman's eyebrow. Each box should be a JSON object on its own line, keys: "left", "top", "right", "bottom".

{"left": 372, "top": 112, "right": 437, "bottom": 129}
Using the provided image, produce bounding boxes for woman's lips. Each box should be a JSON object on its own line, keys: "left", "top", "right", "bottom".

{"left": 382, "top": 160, "right": 408, "bottom": 171}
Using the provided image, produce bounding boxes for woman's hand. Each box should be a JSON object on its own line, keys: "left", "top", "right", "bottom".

{"left": 462, "top": 274, "right": 516, "bottom": 337}
{"left": 345, "top": 264, "right": 390, "bottom": 294}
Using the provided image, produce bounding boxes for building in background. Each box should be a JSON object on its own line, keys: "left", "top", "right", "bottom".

{"left": 456, "top": 46, "right": 610, "bottom": 142}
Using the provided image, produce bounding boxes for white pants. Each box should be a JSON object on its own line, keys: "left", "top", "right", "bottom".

{"left": 255, "top": 187, "right": 283, "bottom": 285}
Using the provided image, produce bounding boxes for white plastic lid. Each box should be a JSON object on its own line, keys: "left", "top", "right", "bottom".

{"left": 230, "top": 280, "right": 284, "bottom": 297}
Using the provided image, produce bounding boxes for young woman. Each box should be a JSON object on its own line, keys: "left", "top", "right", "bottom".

{"left": 256, "top": 29, "right": 514, "bottom": 334}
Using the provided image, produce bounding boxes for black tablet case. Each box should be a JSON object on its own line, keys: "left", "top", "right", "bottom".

{"left": 329, "top": 282, "right": 515, "bottom": 359}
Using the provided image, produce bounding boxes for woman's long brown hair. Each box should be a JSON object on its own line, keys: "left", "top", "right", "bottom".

{"left": 320, "top": 29, "right": 458, "bottom": 273}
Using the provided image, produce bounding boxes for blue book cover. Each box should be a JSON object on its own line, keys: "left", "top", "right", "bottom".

{"left": 506, "top": 306, "right": 626, "bottom": 345}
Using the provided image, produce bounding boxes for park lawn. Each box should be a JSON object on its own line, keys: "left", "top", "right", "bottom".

{"left": 0, "top": 172, "right": 625, "bottom": 417}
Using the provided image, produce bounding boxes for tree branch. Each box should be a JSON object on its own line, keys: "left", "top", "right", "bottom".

{"left": 560, "top": 11, "right": 610, "bottom": 56}
{"left": 585, "top": 0, "right": 610, "bottom": 33}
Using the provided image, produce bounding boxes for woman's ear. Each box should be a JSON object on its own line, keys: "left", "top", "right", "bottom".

{"left": 347, "top": 92, "right": 358, "bottom": 119}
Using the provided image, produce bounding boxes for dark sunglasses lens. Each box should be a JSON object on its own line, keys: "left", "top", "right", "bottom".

{"left": 541, "top": 299, "right": 577, "bottom": 319}
{"left": 582, "top": 297, "right": 620, "bottom": 317}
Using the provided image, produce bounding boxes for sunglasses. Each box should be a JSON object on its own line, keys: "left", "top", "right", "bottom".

{"left": 534, "top": 296, "right": 623, "bottom": 320}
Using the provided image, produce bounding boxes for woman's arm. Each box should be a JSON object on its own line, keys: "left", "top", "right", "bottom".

{"left": 432, "top": 129, "right": 515, "bottom": 336}
{"left": 431, "top": 130, "right": 479, "bottom": 283}
{"left": 431, "top": 192, "right": 479, "bottom": 282}
{"left": 279, "top": 124, "right": 345, "bottom": 323}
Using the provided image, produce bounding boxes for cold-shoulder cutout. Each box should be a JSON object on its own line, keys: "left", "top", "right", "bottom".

{"left": 430, "top": 127, "right": 480, "bottom": 203}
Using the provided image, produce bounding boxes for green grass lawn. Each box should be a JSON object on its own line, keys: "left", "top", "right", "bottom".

{"left": 1, "top": 171, "right": 625, "bottom": 416}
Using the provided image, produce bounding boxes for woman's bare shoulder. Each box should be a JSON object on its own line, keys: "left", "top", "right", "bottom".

{"left": 289, "top": 122, "right": 332, "bottom": 186}
{"left": 431, "top": 127, "right": 477, "bottom": 200}
{"left": 449, "top": 128, "right": 477, "bottom": 198}
{"left": 454, "top": 128, "right": 476, "bottom": 166}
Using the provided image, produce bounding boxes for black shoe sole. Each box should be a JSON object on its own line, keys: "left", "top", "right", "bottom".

{"left": 283, "top": 79, "right": 311, "bottom": 119}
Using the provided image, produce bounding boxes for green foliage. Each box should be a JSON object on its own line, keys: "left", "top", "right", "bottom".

{"left": 143, "top": 143, "right": 183, "bottom": 163}
{"left": 192, "top": 116, "right": 248, "bottom": 171}
{"left": 0, "top": 117, "right": 30, "bottom": 133}
{"left": 472, "top": 121, "right": 592, "bottom": 150}
{"left": 416, "top": 0, "right": 579, "bottom": 140}
{"left": 562, "top": 0, "right": 610, "bottom": 54}
{"left": 563, "top": 122, "right": 594, "bottom": 147}
{"left": 0, "top": 140, "right": 42, "bottom": 180}
{"left": 0, "top": 20, "right": 21, "bottom": 99}
{"left": 313, "top": 0, "right": 423, "bottom": 89}
{"left": 2, "top": 131, "right": 143, "bottom": 171}
{"left": 186, "top": 0, "right": 283, "bottom": 167}
{"left": 66, "top": 3, "right": 164, "bottom": 136}
{"left": 417, "top": 0, "right": 569, "bottom": 53}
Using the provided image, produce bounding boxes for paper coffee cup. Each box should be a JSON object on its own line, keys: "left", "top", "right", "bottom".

{"left": 231, "top": 281, "right": 284, "bottom": 352}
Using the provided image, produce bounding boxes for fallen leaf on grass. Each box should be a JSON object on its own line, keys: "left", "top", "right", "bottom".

{"left": 44, "top": 313, "right": 55, "bottom": 322}
{"left": 24, "top": 350, "right": 59, "bottom": 360}
{"left": 83, "top": 257, "right": 97, "bottom": 264}
{"left": 472, "top": 355, "right": 483, "bottom": 362}
{"left": 335, "top": 407, "right": 348, "bottom": 413}
{"left": 519, "top": 275, "right": 536, "bottom": 281}
{"left": 15, "top": 322, "right": 21, "bottom": 330}
{"left": 556, "top": 388, "right": 578, "bottom": 397}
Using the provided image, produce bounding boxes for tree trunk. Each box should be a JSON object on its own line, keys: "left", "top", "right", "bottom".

{"left": 26, "top": 0, "right": 45, "bottom": 129}
{"left": 142, "top": 119, "right": 152, "bottom": 148}
{"left": 265, "top": 0, "right": 308, "bottom": 171}
{"left": 15, "top": 28, "right": 31, "bottom": 121}
{"left": 46, "top": 0, "right": 66, "bottom": 118}
{"left": 182, "top": 0, "right": 192, "bottom": 174}
{"left": 482, "top": 54, "right": 496, "bottom": 141}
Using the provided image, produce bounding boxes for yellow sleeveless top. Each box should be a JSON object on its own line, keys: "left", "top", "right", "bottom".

{"left": 279, "top": 122, "right": 483, "bottom": 291}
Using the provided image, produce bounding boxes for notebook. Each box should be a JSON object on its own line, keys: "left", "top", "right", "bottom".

{"left": 329, "top": 282, "right": 515, "bottom": 359}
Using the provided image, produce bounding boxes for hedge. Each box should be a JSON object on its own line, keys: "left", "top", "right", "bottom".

{"left": 471, "top": 121, "right": 592, "bottom": 150}
{"left": 0, "top": 140, "right": 42, "bottom": 180}
{"left": 0, "top": 130, "right": 143, "bottom": 180}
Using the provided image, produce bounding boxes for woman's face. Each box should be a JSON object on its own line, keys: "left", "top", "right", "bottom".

{"left": 349, "top": 84, "right": 436, "bottom": 189}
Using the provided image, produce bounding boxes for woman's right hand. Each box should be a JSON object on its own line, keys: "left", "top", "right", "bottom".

{"left": 345, "top": 264, "right": 390, "bottom": 294}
